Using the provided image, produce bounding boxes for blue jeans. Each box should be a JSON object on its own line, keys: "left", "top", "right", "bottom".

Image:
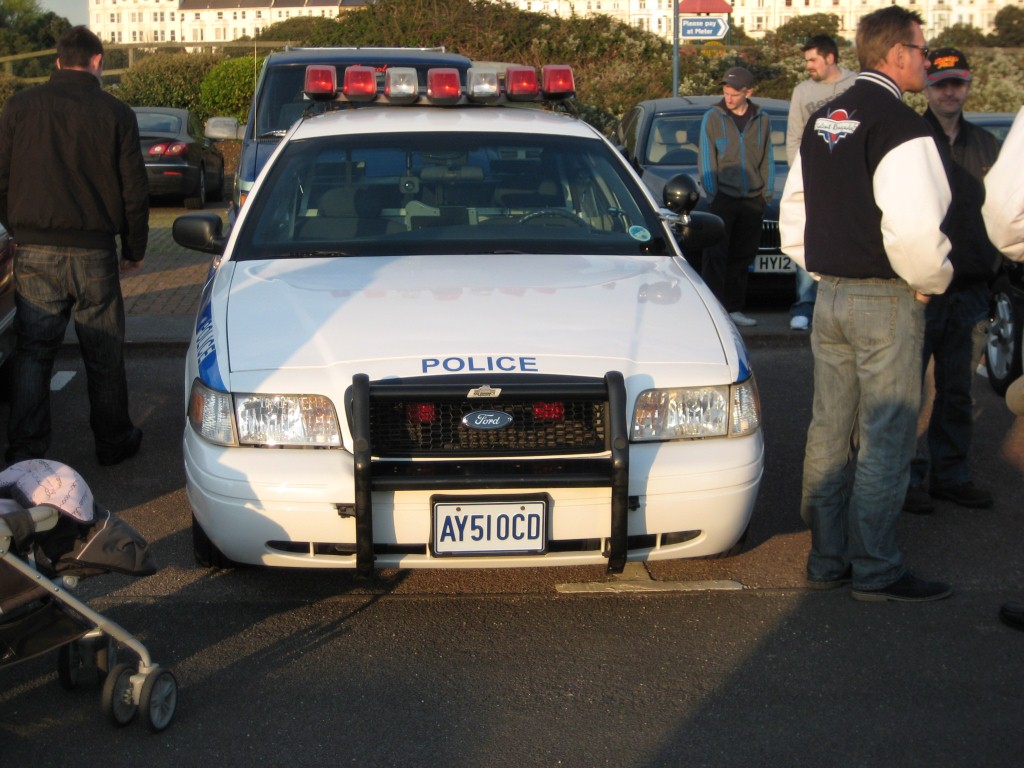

{"left": 789, "top": 265, "right": 817, "bottom": 321}
{"left": 801, "top": 277, "right": 925, "bottom": 589}
{"left": 910, "top": 282, "right": 990, "bottom": 489}
{"left": 6, "top": 245, "right": 134, "bottom": 462}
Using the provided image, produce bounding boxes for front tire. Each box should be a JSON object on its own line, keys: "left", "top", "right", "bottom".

{"left": 192, "top": 513, "right": 235, "bottom": 569}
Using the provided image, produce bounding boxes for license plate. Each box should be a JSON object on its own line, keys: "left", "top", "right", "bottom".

{"left": 432, "top": 496, "right": 547, "bottom": 556}
{"left": 751, "top": 254, "right": 794, "bottom": 273}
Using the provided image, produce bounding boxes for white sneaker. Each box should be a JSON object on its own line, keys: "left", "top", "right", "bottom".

{"left": 729, "top": 311, "right": 758, "bottom": 327}
{"left": 790, "top": 315, "right": 810, "bottom": 331}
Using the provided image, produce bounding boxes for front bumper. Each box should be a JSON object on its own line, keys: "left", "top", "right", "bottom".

{"left": 183, "top": 417, "right": 764, "bottom": 572}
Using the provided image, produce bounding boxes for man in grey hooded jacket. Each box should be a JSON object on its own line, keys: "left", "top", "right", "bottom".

{"left": 698, "top": 66, "right": 774, "bottom": 327}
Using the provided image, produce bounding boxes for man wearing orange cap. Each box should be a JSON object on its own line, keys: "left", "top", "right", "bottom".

{"left": 903, "top": 48, "right": 1001, "bottom": 514}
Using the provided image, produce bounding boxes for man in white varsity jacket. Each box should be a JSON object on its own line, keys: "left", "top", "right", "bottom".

{"left": 779, "top": 6, "right": 955, "bottom": 603}
{"left": 982, "top": 106, "right": 1024, "bottom": 630}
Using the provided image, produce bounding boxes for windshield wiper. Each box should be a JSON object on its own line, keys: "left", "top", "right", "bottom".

{"left": 258, "top": 130, "right": 289, "bottom": 139}
{"left": 284, "top": 250, "right": 353, "bottom": 258}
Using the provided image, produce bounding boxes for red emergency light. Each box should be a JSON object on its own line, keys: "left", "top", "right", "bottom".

{"left": 405, "top": 403, "right": 437, "bottom": 425}
{"left": 541, "top": 65, "right": 576, "bottom": 99}
{"left": 532, "top": 402, "right": 566, "bottom": 421}
{"left": 504, "top": 66, "right": 540, "bottom": 101}
{"left": 342, "top": 65, "right": 379, "bottom": 102}
{"left": 426, "top": 68, "right": 463, "bottom": 105}
{"left": 304, "top": 65, "right": 337, "bottom": 98}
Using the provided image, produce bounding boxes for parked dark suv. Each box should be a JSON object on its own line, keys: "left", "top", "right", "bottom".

{"left": 206, "top": 47, "right": 473, "bottom": 217}
{"left": 614, "top": 96, "right": 792, "bottom": 287}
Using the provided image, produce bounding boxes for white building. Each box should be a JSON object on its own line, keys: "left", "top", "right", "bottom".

{"left": 90, "top": 0, "right": 354, "bottom": 44}
{"left": 89, "top": 0, "right": 1024, "bottom": 46}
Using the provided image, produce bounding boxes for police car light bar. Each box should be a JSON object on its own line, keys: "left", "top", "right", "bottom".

{"left": 303, "top": 63, "right": 574, "bottom": 106}
{"left": 304, "top": 65, "right": 337, "bottom": 100}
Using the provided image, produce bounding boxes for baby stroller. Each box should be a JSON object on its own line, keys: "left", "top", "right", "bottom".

{"left": 0, "top": 460, "right": 177, "bottom": 732}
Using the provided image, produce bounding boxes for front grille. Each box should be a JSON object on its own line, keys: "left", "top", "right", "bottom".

{"left": 759, "top": 219, "right": 780, "bottom": 252}
{"left": 369, "top": 398, "right": 607, "bottom": 456}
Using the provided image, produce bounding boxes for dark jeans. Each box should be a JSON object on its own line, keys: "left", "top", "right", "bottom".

{"left": 6, "top": 245, "right": 134, "bottom": 462}
{"left": 910, "top": 281, "right": 990, "bottom": 489}
{"left": 702, "top": 193, "right": 765, "bottom": 313}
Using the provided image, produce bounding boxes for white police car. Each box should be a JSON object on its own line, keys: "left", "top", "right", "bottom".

{"left": 173, "top": 63, "right": 763, "bottom": 574}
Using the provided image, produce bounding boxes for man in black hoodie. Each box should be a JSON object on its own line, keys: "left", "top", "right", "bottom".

{"left": 0, "top": 26, "right": 148, "bottom": 466}
{"left": 903, "top": 48, "right": 1001, "bottom": 514}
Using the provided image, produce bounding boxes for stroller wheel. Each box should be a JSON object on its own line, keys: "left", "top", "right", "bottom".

{"left": 102, "top": 663, "right": 138, "bottom": 726}
{"left": 140, "top": 669, "right": 178, "bottom": 732}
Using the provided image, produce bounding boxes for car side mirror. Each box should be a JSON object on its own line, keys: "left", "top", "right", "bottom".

{"left": 173, "top": 213, "right": 228, "bottom": 255}
{"left": 674, "top": 212, "right": 725, "bottom": 252}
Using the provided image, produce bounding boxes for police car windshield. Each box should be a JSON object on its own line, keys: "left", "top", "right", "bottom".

{"left": 232, "top": 131, "right": 673, "bottom": 260}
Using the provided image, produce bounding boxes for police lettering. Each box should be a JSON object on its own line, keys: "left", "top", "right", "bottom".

{"left": 421, "top": 355, "right": 538, "bottom": 374}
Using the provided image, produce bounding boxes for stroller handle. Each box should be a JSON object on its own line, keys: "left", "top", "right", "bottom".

{"left": 0, "top": 505, "right": 60, "bottom": 540}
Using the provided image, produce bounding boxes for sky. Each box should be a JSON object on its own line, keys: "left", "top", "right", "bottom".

{"left": 39, "top": 0, "right": 88, "bottom": 26}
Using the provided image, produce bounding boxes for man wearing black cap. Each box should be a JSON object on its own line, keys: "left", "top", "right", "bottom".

{"left": 903, "top": 47, "right": 1001, "bottom": 514}
{"left": 697, "top": 66, "right": 774, "bottom": 327}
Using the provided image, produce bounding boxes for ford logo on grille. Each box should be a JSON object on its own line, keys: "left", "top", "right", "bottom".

{"left": 462, "top": 410, "right": 514, "bottom": 430}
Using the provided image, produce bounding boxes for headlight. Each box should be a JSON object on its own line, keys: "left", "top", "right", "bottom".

{"left": 188, "top": 379, "right": 342, "bottom": 448}
{"left": 631, "top": 377, "right": 761, "bottom": 441}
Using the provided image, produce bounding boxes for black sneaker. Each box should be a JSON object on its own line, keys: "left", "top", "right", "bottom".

{"left": 902, "top": 485, "right": 934, "bottom": 514}
{"left": 97, "top": 428, "right": 143, "bottom": 467}
{"left": 929, "top": 481, "right": 993, "bottom": 509}
{"left": 851, "top": 571, "right": 953, "bottom": 603}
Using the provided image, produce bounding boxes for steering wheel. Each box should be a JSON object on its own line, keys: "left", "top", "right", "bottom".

{"left": 517, "top": 209, "right": 589, "bottom": 227}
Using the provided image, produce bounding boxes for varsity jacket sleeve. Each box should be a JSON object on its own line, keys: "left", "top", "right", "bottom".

{"left": 779, "top": 151, "right": 807, "bottom": 270}
{"left": 982, "top": 106, "right": 1024, "bottom": 262}
{"left": 873, "top": 135, "right": 953, "bottom": 295}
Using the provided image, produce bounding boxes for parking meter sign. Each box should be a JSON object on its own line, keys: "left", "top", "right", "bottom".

{"left": 679, "top": 17, "right": 729, "bottom": 40}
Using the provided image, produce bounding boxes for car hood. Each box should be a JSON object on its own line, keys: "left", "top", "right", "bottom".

{"left": 220, "top": 254, "right": 736, "bottom": 389}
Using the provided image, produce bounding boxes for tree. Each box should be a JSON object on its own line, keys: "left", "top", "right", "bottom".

{"left": 762, "top": 13, "right": 842, "bottom": 50}
{"left": 254, "top": 17, "right": 342, "bottom": 44}
{"left": 117, "top": 53, "right": 224, "bottom": 117}
{"left": 991, "top": 5, "right": 1024, "bottom": 47}
{"left": 930, "top": 22, "right": 987, "bottom": 49}
{"left": 0, "top": 0, "right": 40, "bottom": 28}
